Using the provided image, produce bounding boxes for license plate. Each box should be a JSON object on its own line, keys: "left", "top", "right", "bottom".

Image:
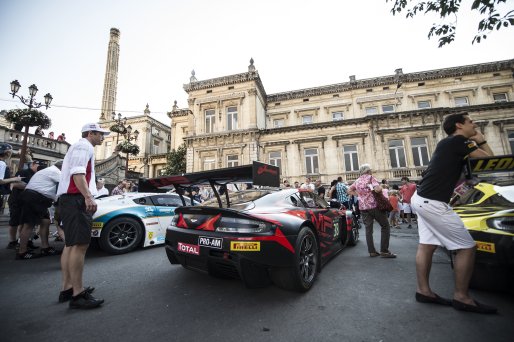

{"left": 198, "top": 236, "right": 223, "bottom": 249}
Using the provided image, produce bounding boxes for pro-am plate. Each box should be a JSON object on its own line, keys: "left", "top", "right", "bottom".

{"left": 198, "top": 236, "right": 223, "bottom": 249}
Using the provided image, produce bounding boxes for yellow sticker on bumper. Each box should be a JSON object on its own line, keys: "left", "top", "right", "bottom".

{"left": 230, "top": 241, "right": 260, "bottom": 251}
{"left": 476, "top": 241, "right": 495, "bottom": 253}
{"left": 92, "top": 222, "right": 103, "bottom": 229}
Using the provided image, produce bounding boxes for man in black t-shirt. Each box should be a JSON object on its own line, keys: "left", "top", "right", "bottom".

{"left": 411, "top": 112, "right": 497, "bottom": 314}
{"left": 314, "top": 180, "right": 325, "bottom": 198}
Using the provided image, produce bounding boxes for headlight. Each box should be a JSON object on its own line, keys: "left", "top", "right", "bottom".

{"left": 216, "top": 217, "right": 271, "bottom": 233}
{"left": 486, "top": 217, "right": 514, "bottom": 233}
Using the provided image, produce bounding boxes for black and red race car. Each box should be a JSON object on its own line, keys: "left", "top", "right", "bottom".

{"left": 139, "top": 161, "right": 359, "bottom": 292}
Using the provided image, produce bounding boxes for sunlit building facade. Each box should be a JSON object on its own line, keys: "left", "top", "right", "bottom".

{"left": 168, "top": 59, "right": 514, "bottom": 184}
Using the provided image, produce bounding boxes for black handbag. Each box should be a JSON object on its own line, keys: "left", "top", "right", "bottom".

{"left": 369, "top": 176, "right": 393, "bottom": 212}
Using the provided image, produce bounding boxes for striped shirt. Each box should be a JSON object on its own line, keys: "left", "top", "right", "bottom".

{"left": 336, "top": 182, "right": 349, "bottom": 203}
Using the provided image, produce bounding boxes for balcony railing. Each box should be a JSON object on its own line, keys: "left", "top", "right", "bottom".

{"left": 344, "top": 172, "right": 360, "bottom": 182}
{"left": 387, "top": 167, "right": 427, "bottom": 180}
{"left": 3, "top": 129, "right": 69, "bottom": 155}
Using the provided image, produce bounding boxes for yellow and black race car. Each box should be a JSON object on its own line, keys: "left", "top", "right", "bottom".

{"left": 453, "top": 180, "right": 514, "bottom": 292}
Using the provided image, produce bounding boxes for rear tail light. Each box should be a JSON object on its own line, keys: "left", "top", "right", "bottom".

{"left": 216, "top": 217, "right": 272, "bottom": 233}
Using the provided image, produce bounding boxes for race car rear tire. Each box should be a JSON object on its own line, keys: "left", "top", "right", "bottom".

{"left": 271, "top": 226, "right": 319, "bottom": 292}
{"left": 99, "top": 217, "right": 143, "bottom": 255}
{"left": 347, "top": 217, "right": 360, "bottom": 247}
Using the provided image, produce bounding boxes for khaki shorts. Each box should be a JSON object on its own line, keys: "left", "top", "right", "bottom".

{"left": 411, "top": 192, "right": 476, "bottom": 251}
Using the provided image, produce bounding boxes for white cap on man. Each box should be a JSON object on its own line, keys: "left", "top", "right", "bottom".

{"left": 81, "top": 123, "right": 110, "bottom": 135}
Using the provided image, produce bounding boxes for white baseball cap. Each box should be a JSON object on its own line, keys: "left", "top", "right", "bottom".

{"left": 81, "top": 123, "right": 110, "bottom": 135}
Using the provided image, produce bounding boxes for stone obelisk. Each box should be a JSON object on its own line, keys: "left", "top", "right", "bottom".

{"left": 100, "top": 28, "right": 120, "bottom": 121}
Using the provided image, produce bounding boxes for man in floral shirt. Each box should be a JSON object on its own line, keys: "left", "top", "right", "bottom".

{"left": 349, "top": 164, "right": 396, "bottom": 258}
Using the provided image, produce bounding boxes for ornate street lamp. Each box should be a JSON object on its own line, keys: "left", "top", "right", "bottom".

{"left": 9, "top": 80, "right": 53, "bottom": 169}
{"left": 124, "top": 126, "right": 139, "bottom": 178}
{"left": 111, "top": 111, "right": 127, "bottom": 144}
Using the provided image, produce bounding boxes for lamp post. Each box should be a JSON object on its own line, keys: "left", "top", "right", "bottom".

{"left": 111, "top": 111, "right": 127, "bottom": 145}
{"left": 9, "top": 80, "right": 53, "bottom": 170}
{"left": 123, "top": 125, "right": 139, "bottom": 178}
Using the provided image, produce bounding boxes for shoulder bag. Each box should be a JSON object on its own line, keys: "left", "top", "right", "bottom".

{"left": 369, "top": 176, "right": 393, "bottom": 212}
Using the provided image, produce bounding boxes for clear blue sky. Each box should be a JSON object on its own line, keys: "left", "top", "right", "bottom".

{"left": 1, "top": 0, "right": 513, "bottom": 143}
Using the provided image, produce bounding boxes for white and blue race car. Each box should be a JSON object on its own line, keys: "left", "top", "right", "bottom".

{"left": 92, "top": 192, "right": 196, "bottom": 254}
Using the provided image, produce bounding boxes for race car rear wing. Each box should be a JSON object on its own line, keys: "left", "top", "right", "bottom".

{"left": 464, "top": 154, "right": 514, "bottom": 178}
{"left": 138, "top": 161, "right": 280, "bottom": 208}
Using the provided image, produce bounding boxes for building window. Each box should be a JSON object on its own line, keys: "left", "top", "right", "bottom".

{"left": 305, "top": 148, "right": 319, "bottom": 174}
{"left": 382, "top": 104, "right": 395, "bottom": 113}
{"left": 454, "top": 96, "right": 469, "bottom": 107}
{"left": 365, "top": 106, "right": 378, "bottom": 115}
{"left": 203, "top": 158, "right": 215, "bottom": 171}
{"left": 411, "top": 137, "right": 430, "bottom": 167}
{"left": 417, "top": 100, "right": 431, "bottom": 109}
{"left": 227, "top": 106, "right": 238, "bottom": 130}
{"left": 227, "top": 155, "right": 238, "bottom": 167}
{"left": 508, "top": 130, "right": 514, "bottom": 153}
{"left": 152, "top": 140, "right": 160, "bottom": 154}
{"left": 493, "top": 93, "right": 508, "bottom": 103}
{"left": 389, "top": 139, "right": 406, "bottom": 168}
{"left": 104, "top": 141, "right": 112, "bottom": 158}
{"left": 332, "top": 111, "right": 344, "bottom": 121}
{"left": 343, "top": 144, "right": 359, "bottom": 172}
{"left": 269, "top": 151, "right": 282, "bottom": 169}
{"left": 205, "top": 109, "right": 215, "bottom": 133}
{"left": 302, "top": 115, "right": 313, "bottom": 124}
{"left": 273, "top": 119, "right": 284, "bottom": 128}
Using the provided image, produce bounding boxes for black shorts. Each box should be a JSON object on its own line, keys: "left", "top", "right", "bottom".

{"left": 59, "top": 194, "right": 92, "bottom": 246}
{"left": 19, "top": 190, "right": 52, "bottom": 226}
{"left": 8, "top": 194, "right": 22, "bottom": 227}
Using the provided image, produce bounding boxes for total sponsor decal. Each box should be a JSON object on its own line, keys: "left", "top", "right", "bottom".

{"left": 177, "top": 242, "right": 200, "bottom": 255}
{"left": 230, "top": 241, "right": 260, "bottom": 252}
{"left": 476, "top": 241, "right": 495, "bottom": 253}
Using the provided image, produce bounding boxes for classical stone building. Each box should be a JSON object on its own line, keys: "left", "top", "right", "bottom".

{"left": 0, "top": 123, "right": 70, "bottom": 171}
{"left": 168, "top": 58, "right": 514, "bottom": 184}
{"left": 96, "top": 104, "right": 171, "bottom": 183}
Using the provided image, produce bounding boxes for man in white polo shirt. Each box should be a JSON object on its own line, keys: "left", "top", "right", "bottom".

{"left": 16, "top": 160, "right": 63, "bottom": 260}
{"left": 56, "top": 123, "right": 109, "bottom": 309}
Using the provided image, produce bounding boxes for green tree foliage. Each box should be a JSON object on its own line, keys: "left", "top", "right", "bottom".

{"left": 387, "top": 0, "right": 514, "bottom": 47}
{"left": 162, "top": 143, "right": 187, "bottom": 175}
{"left": 5, "top": 108, "right": 51, "bottom": 130}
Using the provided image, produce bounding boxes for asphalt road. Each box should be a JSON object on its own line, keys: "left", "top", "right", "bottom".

{"left": 0, "top": 220, "right": 513, "bottom": 342}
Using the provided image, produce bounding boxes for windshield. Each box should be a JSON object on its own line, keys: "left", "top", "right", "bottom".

{"left": 495, "top": 185, "right": 514, "bottom": 203}
{"left": 201, "top": 190, "right": 274, "bottom": 208}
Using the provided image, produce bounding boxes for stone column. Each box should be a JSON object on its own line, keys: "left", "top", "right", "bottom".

{"left": 100, "top": 28, "right": 120, "bottom": 121}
